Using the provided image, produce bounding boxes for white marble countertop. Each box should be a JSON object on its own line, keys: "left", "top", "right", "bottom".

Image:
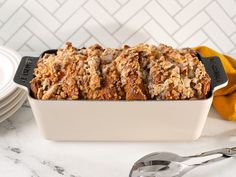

{"left": 0, "top": 53, "right": 236, "bottom": 177}
{"left": 0, "top": 105, "right": 236, "bottom": 177}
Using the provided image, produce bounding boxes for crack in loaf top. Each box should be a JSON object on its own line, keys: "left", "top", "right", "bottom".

{"left": 30, "top": 42, "right": 211, "bottom": 100}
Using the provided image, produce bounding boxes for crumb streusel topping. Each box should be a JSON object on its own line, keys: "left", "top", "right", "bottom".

{"left": 30, "top": 42, "right": 211, "bottom": 100}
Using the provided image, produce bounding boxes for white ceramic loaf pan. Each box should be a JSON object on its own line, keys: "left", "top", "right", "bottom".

{"left": 13, "top": 50, "right": 228, "bottom": 141}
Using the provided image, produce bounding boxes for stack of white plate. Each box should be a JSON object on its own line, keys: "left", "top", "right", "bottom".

{"left": 0, "top": 46, "right": 26, "bottom": 123}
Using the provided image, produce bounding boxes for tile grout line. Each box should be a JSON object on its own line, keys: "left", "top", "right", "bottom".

{"left": 216, "top": 0, "right": 236, "bottom": 25}
{"left": 204, "top": 10, "right": 236, "bottom": 49}
{"left": 14, "top": 33, "right": 34, "bottom": 51}
{"left": 171, "top": 8, "right": 212, "bottom": 37}
{"left": 112, "top": 0, "right": 151, "bottom": 34}
{"left": 0, "top": 0, "right": 235, "bottom": 53}
{"left": 53, "top": 0, "right": 88, "bottom": 25}
{"left": 112, "top": 0, "right": 130, "bottom": 15}
{"left": 113, "top": 0, "right": 122, "bottom": 6}
{"left": 202, "top": 28, "right": 224, "bottom": 53}
{"left": 24, "top": 43, "right": 35, "bottom": 52}
{"left": 24, "top": 25, "right": 52, "bottom": 49}
{"left": 121, "top": 18, "right": 152, "bottom": 45}
{"left": 154, "top": 0, "right": 182, "bottom": 27}
{"left": 176, "top": 16, "right": 211, "bottom": 46}
{"left": 2, "top": 13, "right": 31, "bottom": 45}
{"left": 72, "top": 27, "right": 91, "bottom": 48}
{"left": 63, "top": 17, "right": 92, "bottom": 43}
{"left": 199, "top": 37, "right": 210, "bottom": 46}
{"left": 34, "top": 0, "right": 61, "bottom": 25}
{"left": 36, "top": 0, "right": 61, "bottom": 14}
{"left": 0, "top": 0, "right": 27, "bottom": 24}
{"left": 144, "top": 36, "right": 158, "bottom": 44}
{"left": 143, "top": 28, "right": 158, "bottom": 44}
{"left": 112, "top": 8, "right": 151, "bottom": 37}
{"left": 178, "top": 29, "right": 208, "bottom": 47}
{"left": 53, "top": 3, "right": 89, "bottom": 33}
{"left": 23, "top": 7, "right": 63, "bottom": 44}
{"left": 175, "top": 0, "right": 184, "bottom": 8}
{"left": 144, "top": 8, "right": 179, "bottom": 45}
{"left": 214, "top": 1, "right": 236, "bottom": 35}
{"left": 82, "top": 29, "right": 108, "bottom": 47}
{"left": 173, "top": 0, "right": 213, "bottom": 27}
{"left": 94, "top": 0, "right": 122, "bottom": 26}
{"left": 82, "top": 7, "right": 120, "bottom": 45}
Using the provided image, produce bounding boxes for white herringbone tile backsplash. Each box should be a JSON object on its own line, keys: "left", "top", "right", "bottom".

{"left": 0, "top": 0, "right": 236, "bottom": 54}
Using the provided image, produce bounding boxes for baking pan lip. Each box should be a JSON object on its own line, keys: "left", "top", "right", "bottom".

{"left": 14, "top": 49, "right": 228, "bottom": 102}
{"left": 27, "top": 94, "right": 214, "bottom": 102}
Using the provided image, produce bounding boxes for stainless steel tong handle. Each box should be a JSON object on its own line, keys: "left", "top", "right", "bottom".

{"left": 130, "top": 147, "right": 236, "bottom": 177}
{"left": 131, "top": 156, "right": 233, "bottom": 177}
{"left": 187, "top": 147, "right": 236, "bottom": 158}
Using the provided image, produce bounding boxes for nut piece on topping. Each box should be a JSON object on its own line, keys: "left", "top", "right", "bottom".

{"left": 30, "top": 42, "right": 211, "bottom": 100}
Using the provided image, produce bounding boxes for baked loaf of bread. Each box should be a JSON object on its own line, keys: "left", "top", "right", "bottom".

{"left": 30, "top": 42, "right": 211, "bottom": 100}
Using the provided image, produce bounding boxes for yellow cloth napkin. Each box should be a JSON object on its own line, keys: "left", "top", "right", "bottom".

{"left": 193, "top": 46, "right": 236, "bottom": 121}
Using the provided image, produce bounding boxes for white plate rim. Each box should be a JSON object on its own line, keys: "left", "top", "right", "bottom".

{"left": 0, "top": 90, "right": 26, "bottom": 116}
{"left": 0, "top": 46, "right": 21, "bottom": 100}
{"left": 0, "top": 95, "right": 27, "bottom": 123}
{"left": 0, "top": 51, "right": 18, "bottom": 95}
{"left": 0, "top": 88, "right": 22, "bottom": 109}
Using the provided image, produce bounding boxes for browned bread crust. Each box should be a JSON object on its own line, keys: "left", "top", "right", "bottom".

{"left": 30, "top": 42, "right": 211, "bottom": 100}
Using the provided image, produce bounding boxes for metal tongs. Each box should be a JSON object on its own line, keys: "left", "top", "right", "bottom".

{"left": 130, "top": 147, "right": 236, "bottom": 177}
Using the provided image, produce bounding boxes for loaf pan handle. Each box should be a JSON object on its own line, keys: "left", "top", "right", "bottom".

{"left": 201, "top": 56, "right": 228, "bottom": 92}
{"left": 13, "top": 56, "right": 39, "bottom": 91}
